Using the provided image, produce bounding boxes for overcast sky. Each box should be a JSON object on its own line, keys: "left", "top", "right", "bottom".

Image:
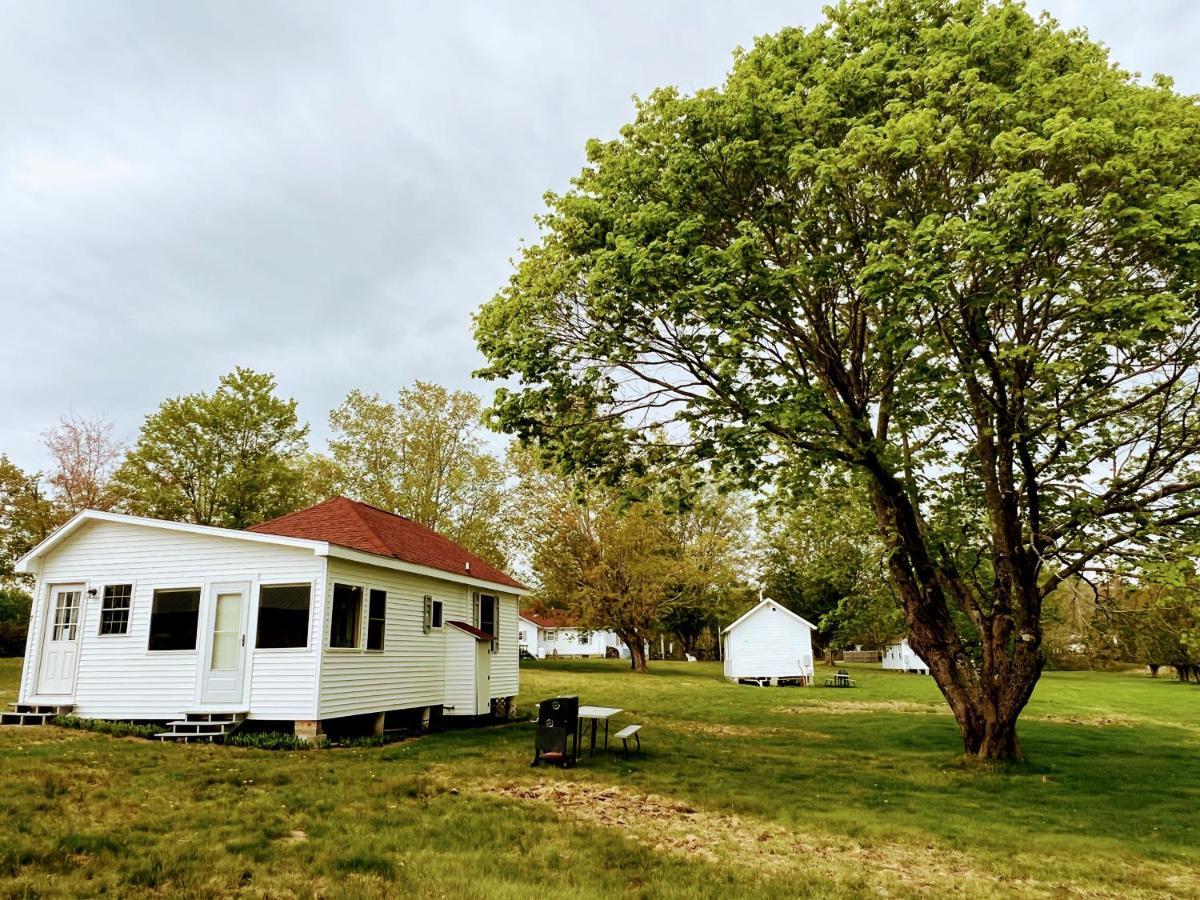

{"left": 2, "top": 1, "right": 1197, "bottom": 472}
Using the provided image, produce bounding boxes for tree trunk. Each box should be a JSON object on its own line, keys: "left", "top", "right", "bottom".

{"left": 623, "top": 633, "right": 648, "bottom": 672}
{"left": 862, "top": 461, "right": 1042, "bottom": 761}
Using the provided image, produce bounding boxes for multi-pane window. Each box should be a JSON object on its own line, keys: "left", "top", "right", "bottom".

{"left": 256, "top": 584, "right": 311, "bottom": 649}
{"left": 148, "top": 588, "right": 201, "bottom": 651}
{"left": 366, "top": 589, "right": 386, "bottom": 651}
{"left": 329, "top": 583, "right": 362, "bottom": 648}
{"left": 99, "top": 584, "right": 133, "bottom": 635}
{"left": 51, "top": 590, "right": 81, "bottom": 641}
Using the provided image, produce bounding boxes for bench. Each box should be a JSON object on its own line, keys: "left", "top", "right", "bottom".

{"left": 614, "top": 724, "right": 642, "bottom": 757}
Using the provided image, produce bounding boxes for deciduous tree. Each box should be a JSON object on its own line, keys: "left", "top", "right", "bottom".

{"left": 514, "top": 450, "right": 746, "bottom": 670}
{"left": 114, "top": 368, "right": 309, "bottom": 528}
{"left": 322, "top": 382, "right": 513, "bottom": 567}
{"left": 0, "top": 455, "right": 62, "bottom": 582}
{"left": 43, "top": 415, "right": 122, "bottom": 513}
{"left": 476, "top": 0, "right": 1200, "bottom": 758}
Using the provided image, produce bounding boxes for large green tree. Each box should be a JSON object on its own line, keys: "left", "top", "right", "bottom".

{"left": 476, "top": 0, "right": 1200, "bottom": 758}
{"left": 321, "top": 382, "right": 513, "bottom": 567}
{"left": 114, "top": 368, "right": 309, "bottom": 528}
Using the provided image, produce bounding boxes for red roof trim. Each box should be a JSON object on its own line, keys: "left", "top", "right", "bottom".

{"left": 247, "top": 496, "right": 525, "bottom": 590}
{"left": 447, "top": 620, "right": 491, "bottom": 641}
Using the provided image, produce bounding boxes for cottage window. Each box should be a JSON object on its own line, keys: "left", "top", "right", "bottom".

{"left": 366, "top": 589, "right": 386, "bottom": 651}
{"left": 432, "top": 599, "right": 443, "bottom": 629}
{"left": 256, "top": 584, "right": 310, "bottom": 648}
{"left": 329, "top": 583, "right": 363, "bottom": 648}
{"left": 99, "top": 584, "right": 133, "bottom": 635}
{"left": 478, "top": 593, "right": 498, "bottom": 652}
{"left": 147, "top": 588, "right": 201, "bottom": 651}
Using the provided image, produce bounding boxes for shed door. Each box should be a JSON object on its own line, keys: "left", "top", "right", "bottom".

{"left": 36, "top": 584, "right": 83, "bottom": 696}
{"left": 475, "top": 640, "right": 491, "bottom": 715}
{"left": 200, "top": 582, "right": 249, "bottom": 706}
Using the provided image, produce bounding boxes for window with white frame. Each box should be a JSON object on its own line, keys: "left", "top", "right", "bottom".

{"left": 148, "top": 588, "right": 201, "bottom": 651}
{"left": 256, "top": 583, "right": 311, "bottom": 648}
{"left": 99, "top": 584, "right": 133, "bottom": 635}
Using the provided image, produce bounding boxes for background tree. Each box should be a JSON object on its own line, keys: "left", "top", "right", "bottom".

{"left": 514, "top": 449, "right": 744, "bottom": 670}
{"left": 759, "top": 476, "right": 898, "bottom": 650}
{"left": 0, "top": 455, "right": 63, "bottom": 582}
{"left": 661, "top": 486, "right": 752, "bottom": 658}
{"left": 43, "top": 415, "right": 122, "bottom": 513}
{"left": 476, "top": 0, "right": 1200, "bottom": 758}
{"left": 322, "top": 382, "right": 513, "bottom": 567}
{"left": 0, "top": 586, "right": 32, "bottom": 657}
{"left": 114, "top": 368, "right": 309, "bottom": 528}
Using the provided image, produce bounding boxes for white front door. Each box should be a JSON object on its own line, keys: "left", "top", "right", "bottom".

{"left": 200, "top": 582, "right": 249, "bottom": 705}
{"left": 36, "top": 584, "right": 83, "bottom": 696}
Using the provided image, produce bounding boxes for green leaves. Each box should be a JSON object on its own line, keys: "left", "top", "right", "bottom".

{"left": 113, "top": 368, "right": 308, "bottom": 529}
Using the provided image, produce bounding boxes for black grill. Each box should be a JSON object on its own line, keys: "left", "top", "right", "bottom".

{"left": 531, "top": 695, "right": 579, "bottom": 768}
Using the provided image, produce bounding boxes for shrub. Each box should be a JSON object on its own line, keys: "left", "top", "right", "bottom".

{"left": 53, "top": 715, "right": 160, "bottom": 740}
{"left": 225, "top": 731, "right": 328, "bottom": 751}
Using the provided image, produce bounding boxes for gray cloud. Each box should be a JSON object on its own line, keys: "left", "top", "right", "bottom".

{"left": 2, "top": 0, "right": 1196, "bottom": 470}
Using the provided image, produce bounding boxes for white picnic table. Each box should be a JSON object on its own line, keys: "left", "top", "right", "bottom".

{"left": 577, "top": 705, "right": 622, "bottom": 756}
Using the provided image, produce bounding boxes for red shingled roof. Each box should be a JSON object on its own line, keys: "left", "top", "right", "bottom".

{"left": 247, "top": 496, "right": 525, "bottom": 591}
{"left": 520, "top": 609, "right": 581, "bottom": 629}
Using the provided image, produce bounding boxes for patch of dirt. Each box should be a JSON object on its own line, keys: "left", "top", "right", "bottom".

{"left": 280, "top": 829, "right": 308, "bottom": 843}
{"left": 484, "top": 781, "right": 1041, "bottom": 893}
{"left": 484, "top": 781, "right": 1196, "bottom": 897}
{"left": 662, "top": 719, "right": 830, "bottom": 740}
{"left": 1030, "top": 713, "right": 1135, "bottom": 728}
{"left": 778, "top": 700, "right": 947, "bottom": 716}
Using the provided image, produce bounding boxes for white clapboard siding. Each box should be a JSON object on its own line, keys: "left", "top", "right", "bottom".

{"left": 723, "top": 600, "right": 814, "bottom": 681}
{"left": 318, "top": 558, "right": 477, "bottom": 719}
{"left": 443, "top": 624, "right": 478, "bottom": 715}
{"left": 489, "top": 595, "right": 519, "bottom": 698}
{"left": 22, "top": 518, "right": 324, "bottom": 720}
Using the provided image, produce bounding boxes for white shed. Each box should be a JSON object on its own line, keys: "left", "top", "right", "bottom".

{"left": 882, "top": 639, "right": 929, "bottom": 674}
{"left": 8, "top": 497, "right": 525, "bottom": 739}
{"left": 721, "top": 599, "right": 815, "bottom": 685}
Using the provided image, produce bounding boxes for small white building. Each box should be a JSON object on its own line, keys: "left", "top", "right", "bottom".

{"left": 882, "top": 639, "right": 930, "bottom": 674}
{"left": 518, "top": 612, "right": 625, "bottom": 659}
{"left": 11, "top": 497, "right": 525, "bottom": 737}
{"left": 721, "top": 599, "right": 815, "bottom": 685}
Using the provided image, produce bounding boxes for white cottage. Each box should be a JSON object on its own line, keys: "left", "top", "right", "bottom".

{"left": 518, "top": 611, "right": 625, "bottom": 659}
{"left": 881, "top": 639, "right": 930, "bottom": 674}
{"left": 10, "top": 497, "right": 525, "bottom": 739}
{"left": 722, "top": 599, "right": 816, "bottom": 685}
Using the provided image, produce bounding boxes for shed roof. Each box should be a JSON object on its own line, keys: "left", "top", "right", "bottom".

{"left": 722, "top": 599, "right": 816, "bottom": 634}
{"left": 447, "top": 620, "right": 491, "bottom": 641}
{"left": 248, "top": 496, "right": 525, "bottom": 591}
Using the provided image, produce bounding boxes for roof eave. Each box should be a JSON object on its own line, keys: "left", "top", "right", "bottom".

{"left": 14, "top": 509, "right": 330, "bottom": 573}
{"left": 322, "top": 544, "right": 527, "bottom": 595}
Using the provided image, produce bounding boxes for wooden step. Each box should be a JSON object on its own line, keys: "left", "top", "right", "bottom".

{"left": 156, "top": 710, "right": 247, "bottom": 743}
{"left": 1, "top": 704, "right": 73, "bottom": 726}
{"left": 8, "top": 703, "right": 73, "bottom": 715}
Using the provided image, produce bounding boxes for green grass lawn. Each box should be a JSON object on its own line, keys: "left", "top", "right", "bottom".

{"left": 1, "top": 657, "right": 1197, "bottom": 898}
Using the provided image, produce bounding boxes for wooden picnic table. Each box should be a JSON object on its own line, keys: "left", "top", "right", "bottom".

{"left": 577, "top": 705, "right": 622, "bottom": 755}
